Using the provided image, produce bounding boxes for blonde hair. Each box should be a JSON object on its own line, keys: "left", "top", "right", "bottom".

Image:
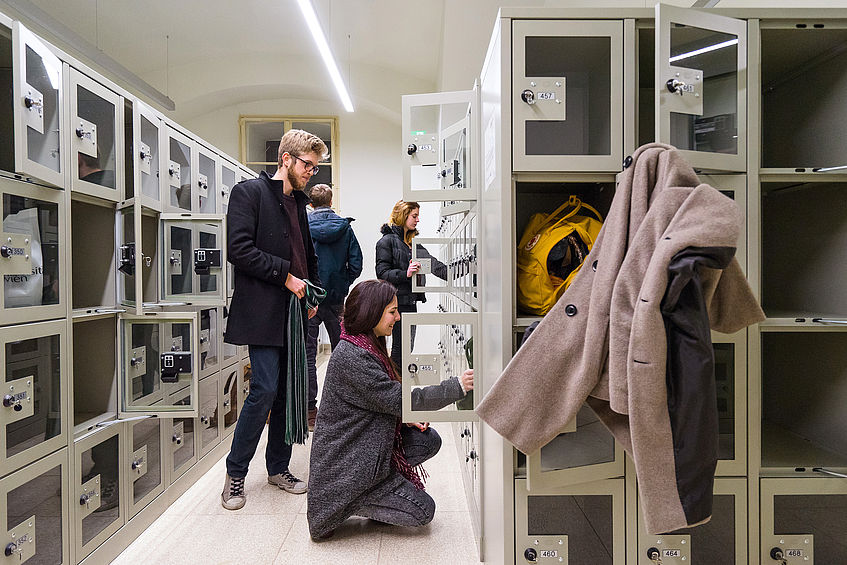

{"left": 390, "top": 200, "right": 420, "bottom": 245}
{"left": 277, "top": 129, "right": 329, "bottom": 167}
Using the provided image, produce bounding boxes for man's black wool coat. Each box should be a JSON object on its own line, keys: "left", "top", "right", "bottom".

{"left": 225, "top": 171, "right": 319, "bottom": 346}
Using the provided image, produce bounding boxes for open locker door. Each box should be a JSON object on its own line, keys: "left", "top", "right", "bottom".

{"left": 655, "top": 4, "right": 747, "bottom": 172}
{"left": 402, "top": 87, "right": 478, "bottom": 203}
{"left": 400, "top": 312, "right": 478, "bottom": 423}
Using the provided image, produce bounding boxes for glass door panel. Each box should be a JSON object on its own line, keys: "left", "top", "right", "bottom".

{"left": 165, "top": 128, "right": 193, "bottom": 212}
{"left": 134, "top": 101, "right": 163, "bottom": 211}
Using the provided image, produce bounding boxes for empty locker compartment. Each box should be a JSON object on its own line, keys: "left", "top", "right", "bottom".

{"left": 761, "top": 26, "right": 847, "bottom": 170}
{"left": 515, "top": 478, "right": 625, "bottom": 565}
{"left": 760, "top": 330, "right": 847, "bottom": 474}
{"left": 512, "top": 20, "right": 624, "bottom": 172}
{"left": 166, "top": 387, "right": 197, "bottom": 482}
{"left": 220, "top": 365, "right": 238, "bottom": 437}
{"left": 69, "top": 68, "right": 122, "bottom": 201}
{"left": 760, "top": 181, "right": 847, "bottom": 320}
{"left": 116, "top": 205, "right": 159, "bottom": 312}
{"left": 514, "top": 181, "right": 613, "bottom": 321}
{"left": 198, "top": 374, "right": 219, "bottom": 457}
{"left": 1, "top": 22, "right": 65, "bottom": 188}
{"left": 0, "top": 179, "right": 64, "bottom": 326}
{"left": 0, "top": 320, "right": 66, "bottom": 478}
{"left": 637, "top": 478, "right": 747, "bottom": 565}
{"left": 126, "top": 416, "right": 163, "bottom": 519}
{"left": 761, "top": 478, "right": 847, "bottom": 564}
{"left": 196, "top": 147, "right": 217, "bottom": 214}
{"left": 73, "top": 426, "right": 122, "bottom": 560}
{"left": 71, "top": 200, "right": 116, "bottom": 313}
{"left": 165, "top": 127, "right": 193, "bottom": 212}
{"left": 199, "top": 307, "right": 219, "bottom": 377}
{"left": 72, "top": 316, "right": 116, "bottom": 432}
{"left": 0, "top": 449, "right": 68, "bottom": 564}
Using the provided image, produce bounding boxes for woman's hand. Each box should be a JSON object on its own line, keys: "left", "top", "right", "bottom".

{"left": 408, "top": 422, "right": 429, "bottom": 432}
{"left": 460, "top": 369, "right": 474, "bottom": 392}
{"left": 406, "top": 260, "right": 421, "bottom": 278}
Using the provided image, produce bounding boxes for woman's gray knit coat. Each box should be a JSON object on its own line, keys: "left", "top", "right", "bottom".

{"left": 306, "top": 340, "right": 464, "bottom": 538}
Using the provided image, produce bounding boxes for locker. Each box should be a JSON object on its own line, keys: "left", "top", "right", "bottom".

{"left": 636, "top": 477, "right": 747, "bottom": 564}
{"left": 220, "top": 300, "right": 239, "bottom": 369}
{"left": 195, "top": 145, "right": 218, "bottom": 214}
{"left": 129, "top": 101, "right": 165, "bottom": 212}
{"left": 198, "top": 307, "right": 219, "bottom": 378}
{"left": 219, "top": 159, "right": 237, "bottom": 217}
{"left": 125, "top": 416, "right": 164, "bottom": 519}
{"left": 70, "top": 199, "right": 117, "bottom": 314}
{"left": 72, "top": 316, "right": 117, "bottom": 433}
{"left": 163, "top": 127, "right": 194, "bottom": 213}
{"left": 0, "top": 320, "right": 67, "bottom": 478}
{"left": 761, "top": 478, "right": 847, "bottom": 564}
{"left": 197, "top": 374, "right": 220, "bottom": 457}
{"left": 0, "top": 177, "right": 66, "bottom": 326}
{"left": 514, "top": 478, "right": 625, "bottom": 565}
{"left": 160, "top": 215, "right": 226, "bottom": 306}
{"left": 68, "top": 68, "right": 124, "bottom": 202}
{"left": 73, "top": 425, "right": 123, "bottom": 561}
{"left": 164, "top": 386, "right": 197, "bottom": 483}
{"left": 220, "top": 364, "right": 239, "bottom": 438}
{"left": 512, "top": 20, "right": 624, "bottom": 172}
{"left": 236, "top": 357, "right": 251, "bottom": 420}
{"left": 0, "top": 448, "right": 69, "bottom": 564}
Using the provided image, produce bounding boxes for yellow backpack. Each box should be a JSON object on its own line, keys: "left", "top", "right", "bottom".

{"left": 516, "top": 195, "right": 603, "bottom": 316}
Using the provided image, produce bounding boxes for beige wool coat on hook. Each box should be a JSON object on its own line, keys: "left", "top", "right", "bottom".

{"left": 477, "top": 143, "right": 764, "bottom": 534}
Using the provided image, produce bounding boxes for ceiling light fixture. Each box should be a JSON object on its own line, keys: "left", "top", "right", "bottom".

{"left": 669, "top": 38, "right": 738, "bottom": 63}
{"left": 297, "top": 0, "right": 354, "bottom": 112}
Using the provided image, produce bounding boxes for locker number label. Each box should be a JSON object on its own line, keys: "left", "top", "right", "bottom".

{"left": 537, "top": 91, "right": 556, "bottom": 100}
{"left": 786, "top": 549, "right": 805, "bottom": 557}
{"left": 664, "top": 549, "right": 682, "bottom": 557}
{"left": 539, "top": 550, "right": 558, "bottom": 558}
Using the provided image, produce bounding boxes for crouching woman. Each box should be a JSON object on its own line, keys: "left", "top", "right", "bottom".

{"left": 307, "top": 279, "right": 473, "bottom": 540}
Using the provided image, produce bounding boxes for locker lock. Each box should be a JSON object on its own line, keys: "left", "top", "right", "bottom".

{"left": 3, "top": 395, "right": 23, "bottom": 412}
{"left": 75, "top": 127, "right": 85, "bottom": 138}
{"left": 79, "top": 493, "right": 91, "bottom": 506}
{"left": 407, "top": 144, "right": 417, "bottom": 155}
{"left": 466, "top": 450, "right": 477, "bottom": 462}
{"left": 23, "top": 95, "right": 42, "bottom": 110}
{"left": 118, "top": 243, "right": 136, "bottom": 276}
{"left": 408, "top": 363, "right": 418, "bottom": 375}
{"left": 139, "top": 147, "right": 148, "bottom": 160}
{"left": 647, "top": 547, "right": 662, "bottom": 563}
{"left": 666, "top": 78, "right": 690, "bottom": 96}
{"left": 524, "top": 547, "right": 538, "bottom": 562}
{"left": 131, "top": 459, "right": 143, "bottom": 470}
{"left": 161, "top": 352, "right": 192, "bottom": 383}
{"left": 521, "top": 89, "right": 536, "bottom": 105}
{"left": 172, "top": 433, "right": 182, "bottom": 445}
{"left": 4, "top": 542, "right": 17, "bottom": 557}
{"left": 770, "top": 547, "right": 787, "bottom": 563}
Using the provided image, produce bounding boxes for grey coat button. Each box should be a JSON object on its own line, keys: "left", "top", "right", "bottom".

{"left": 565, "top": 304, "right": 577, "bottom": 316}
{"left": 273, "top": 270, "right": 278, "bottom": 276}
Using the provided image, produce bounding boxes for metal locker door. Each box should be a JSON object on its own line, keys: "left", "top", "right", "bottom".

{"left": 400, "top": 312, "right": 478, "bottom": 423}
{"left": 512, "top": 19, "right": 624, "bottom": 172}
{"left": 199, "top": 307, "right": 220, "bottom": 378}
{"left": 712, "top": 330, "right": 747, "bottom": 478}
{"left": 761, "top": 477, "right": 847, "bottom": 564}
{"left": 220, "top": 364, "right": 239, "bottom": 438}
{"left": 0, "top": 319, "right": 67, "bottom": 478}
{"left": 402, "top": 87, "right": 479, "bottom": 202}
{"left": 655, "top": 5, "right": 747, "bottom": 173}
{"left": 68, "top": 68, "right": 123, "bottom": 201}
{"left": 0, "top": 448, "right": 69, "bottom": 564}
{"left": 0, "top": 177, "right": 66, "bottom": 326}
{"left": 132, "top": 100, "right": 164, "bottom": 212}
{"left": 198, "top": 374, "right": 220, "bottom": 457}
{"left": 73, "top": 425, "right": 124, "bottom": 561}
{"left": 125, "top": 415, "right": 164, "bottom": 519}
{"left": 118, "top": 311, "right": 199, "bottom": 419}
{"left": 195, "top": 146, "right": 218, "bottom": 214}
{"left": 164, "top": 126, "right": 194, "bottom": 213}
{"left": 515, "top": 478, "right": 626, "bottom": 565}
{"left": 11, "top": 22, "right": 65, "bottom": 188}
{"left": 117, "top": 204, "right": 144, "bottom": 314}
{"left": 167, "top": 386, "right": 197, "bottom": 482}
{"left": 160, "top": 215, "right": 226, "bottom": 306}
{"left": 219, "top": 159, "right": 238, "bottom": 217}
{"left": 637, "top": 477, "right": 747, "bottom": 565}
{"left": 195, "top": 219, "right": 225, "bottom": 304}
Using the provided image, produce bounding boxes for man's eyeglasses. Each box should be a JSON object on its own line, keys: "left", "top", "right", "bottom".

{"left": 291, "top": 154, "right": 320, "bottom": 175}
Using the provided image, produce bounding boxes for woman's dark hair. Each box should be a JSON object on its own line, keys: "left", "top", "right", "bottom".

{"left": 343, "top": 279, "right": 398, "bottom": 368}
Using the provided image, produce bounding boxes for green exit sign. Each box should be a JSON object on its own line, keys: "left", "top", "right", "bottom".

{"left": 411, "top": 130, "right": 426, "bottom": 135}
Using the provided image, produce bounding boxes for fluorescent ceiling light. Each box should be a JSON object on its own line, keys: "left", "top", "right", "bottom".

{"left": 297, "top": 0, "right": 354, "bottom": 112}
{"left": 669, "top": 38, "right": 738, "bottom": 63}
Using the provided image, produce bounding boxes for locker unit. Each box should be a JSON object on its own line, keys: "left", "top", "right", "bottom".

{"left": 73, "top": 426, "right": 123, "bottom": 561}
{"left": 128, "top": 101, "right": 164, "bottom": 212}
{"left": 237, "top": 357, "right": 252, "bottom": 420}
{"left": 760, "top": 478, "right": 847, "bottom": 565}
{"left": 70, "top": 199, "right": 117, "bottom": 315}
{"left": 195, "top": 145, "right": 218, "bottom": 215}
{"left": 124, "top": 416, "right": 164, "bottom": 519}
{"left": 67, "top": 68, "right": 123, "bottom": 202}
{"left": 220, "top": 301, "right": 239, "bottom": 370}
{"left": 198, "top": 307, "right": 220, "bottom": 378}
{"left": 514, "top": 478, "right": 625, "bottom": 565}
{"left": 72, "top": 316, "right": 117, "bottom": 432}
{"left": 0, "top": 177, "right": 66, "bottom": 326}
{"left": 197, "top": 374, "right": 220, "bottom": 458}
{"left": 637, "top": 478, "right": 748, "bottom": 565}
{"left": 160, "top": 214, "right": 226, "bottom": 306}
{"left": 164, "top": 386, "right": 198, "bottom": 483}
{"left": 220, "top": 363, "right": 239, "bottom": 438}
{"left": 0, "top": 319, "right": 67, "bottom": 479}
{"left": 163, "top": 127, "right": 194, "bottom": 213}
{"left": 0, "top": 448, "right": 69, "bottom": 564}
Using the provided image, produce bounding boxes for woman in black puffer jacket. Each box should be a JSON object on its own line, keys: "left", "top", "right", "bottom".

{"left": 375, "top": 200, "right": 447, "bottom": 368}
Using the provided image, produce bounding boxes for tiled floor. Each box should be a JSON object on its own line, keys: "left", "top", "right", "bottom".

{"left": 113, "top": 354, "right": 480, "bottom": 565}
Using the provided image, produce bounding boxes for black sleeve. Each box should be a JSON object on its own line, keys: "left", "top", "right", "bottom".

{"left": 375, "top": 238, "right": 407, "bottom": 285}
{"left": 226, "top": 183, "right": 288, "bottom": 285}
{"left": 416, "top": 244, "right": 448, "bottom": 280}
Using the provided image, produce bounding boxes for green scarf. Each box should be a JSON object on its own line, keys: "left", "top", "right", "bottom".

{"left": 285, "top": 279, "right": 326, "bottom": 444}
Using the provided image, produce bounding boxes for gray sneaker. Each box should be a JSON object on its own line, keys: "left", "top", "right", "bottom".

{"left": 268, "top": 470, "right": 307, "bottom": 494}
{"left": 221, "top": 474, "right": 246, "bottom": 510}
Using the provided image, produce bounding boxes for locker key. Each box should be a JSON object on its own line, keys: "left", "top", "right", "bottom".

{"left": 2, "top": 395, "right": 23, "bottom": 412}
{"left": 647, "top": 547, "right": 662, "bottom": 564}
{"left": 769, "top": 547, "right": 788, "bottom": 565}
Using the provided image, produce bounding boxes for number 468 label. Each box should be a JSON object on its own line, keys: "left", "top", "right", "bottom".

{"left": 786, "top": 549, "right": 805, "bottom": 557}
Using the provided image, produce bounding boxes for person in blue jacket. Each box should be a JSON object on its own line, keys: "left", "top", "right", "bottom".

{"left": 306, "top": 183, "right": 363, "bottom": 429}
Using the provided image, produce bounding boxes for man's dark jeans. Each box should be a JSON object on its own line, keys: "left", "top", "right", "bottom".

{"left": 306, "top": 303, "right": 342, "bottom": 410}
{"left": 225, "top": 345, "right": 292, "bottom": 478}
